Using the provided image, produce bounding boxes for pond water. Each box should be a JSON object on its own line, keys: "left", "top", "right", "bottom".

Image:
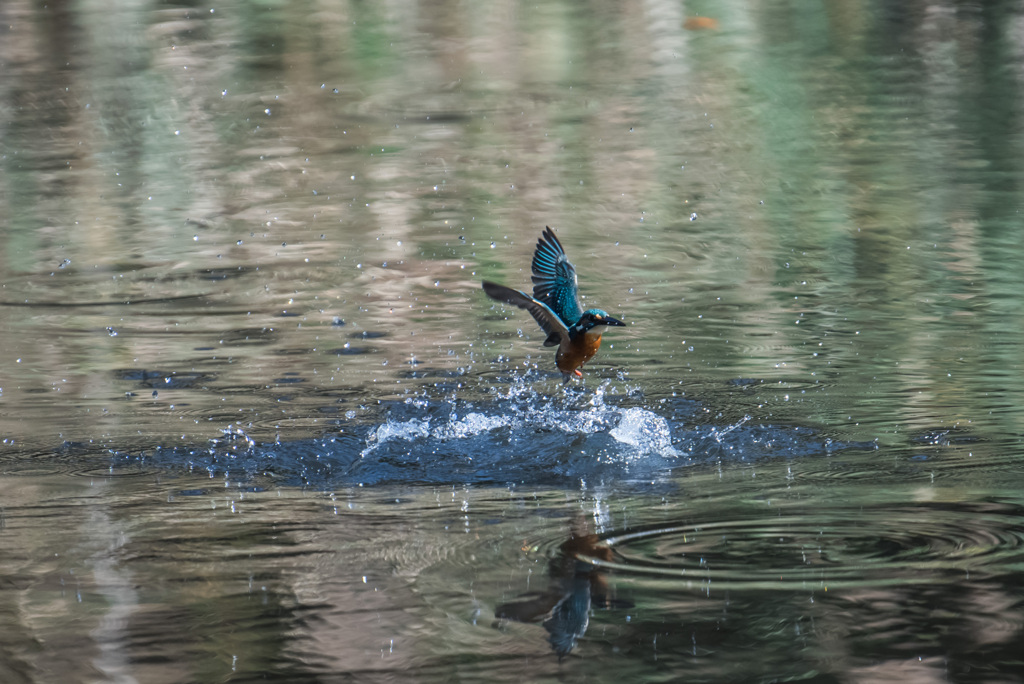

{"left": 3, "top": 0, "right": 1024, "bottom": 681}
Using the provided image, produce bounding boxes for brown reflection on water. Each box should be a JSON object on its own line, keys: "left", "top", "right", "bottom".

{"left": 1, "top": 449, "right": 1024, "bottom": 680}
{"left": 0, "top": 474, "right": 487, "bottom": 682}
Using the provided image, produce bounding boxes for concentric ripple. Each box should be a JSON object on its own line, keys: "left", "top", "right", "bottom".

{"left": 586, "top": 501, "right": 1024, "bottom": 589}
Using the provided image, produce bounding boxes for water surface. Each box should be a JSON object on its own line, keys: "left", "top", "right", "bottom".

{"left": 2, "top": 1, "right": 1024, "bottom": 681}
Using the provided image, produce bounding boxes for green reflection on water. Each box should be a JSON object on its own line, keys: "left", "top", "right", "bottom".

{"left": 0, "top": 0, "right": 1021, "bottom": 446}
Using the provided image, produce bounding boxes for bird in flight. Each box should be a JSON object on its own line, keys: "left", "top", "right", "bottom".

{"left": 482, "top": 226, "right": 625, "bottom": 382}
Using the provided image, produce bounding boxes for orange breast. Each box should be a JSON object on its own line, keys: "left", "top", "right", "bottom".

{"left": 556, "top": 333, "right": 603, "bottom": 373}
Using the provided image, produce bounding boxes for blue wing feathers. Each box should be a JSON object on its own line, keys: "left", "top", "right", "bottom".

{"left": 530, "top": 227, "right": 583, "bottom": 326}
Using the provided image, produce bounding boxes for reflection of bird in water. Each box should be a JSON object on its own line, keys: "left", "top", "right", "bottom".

{"left": 482, "top": 227, "right": 625, "bottom": 382}
{"left": 495, "top": 517, "right": 627, "bottom": 659}
{"left": 542, "top": 574, "right": 592, "bottom": 658}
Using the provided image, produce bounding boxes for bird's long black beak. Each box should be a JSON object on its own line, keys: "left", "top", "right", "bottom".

{"left": 600, "top": 316, "right": 625, "bottom": 327}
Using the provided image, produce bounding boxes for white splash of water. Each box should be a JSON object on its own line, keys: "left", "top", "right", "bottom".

{"left": 609, "top": 407, "right": 680, "bottom": 457}
{"left": 360, "top": 380, "right": 681, "bottom": 461}
{"left": 363, "top": 418, "right": 431, "bottom": 454}
{"left": 431, "top": 412, "right": 513, "bottom": 440}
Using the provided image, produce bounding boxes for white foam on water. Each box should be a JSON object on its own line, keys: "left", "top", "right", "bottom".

{"left": 360, "top": 381, "right": 681, "bottom": 464}
{"left": 609, "top": 407, "right": 680, "bottom": 458}
{"left": 431, "top": 412, "right": 513, "bottom": 440}
{"left": 363, "top": 418, "right": 431, "bottom": 454}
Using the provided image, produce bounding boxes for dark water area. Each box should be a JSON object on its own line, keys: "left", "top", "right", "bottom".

{"left": 3, "top": 0, "right": 1024, "bottom": 681}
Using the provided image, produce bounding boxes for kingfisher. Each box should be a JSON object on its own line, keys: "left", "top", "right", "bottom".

{"left": 482, "top": 226, "right": 625, "bottom": 382}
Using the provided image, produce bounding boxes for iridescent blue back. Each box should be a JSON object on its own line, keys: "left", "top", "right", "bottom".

{"left": 531, "top": 227, "right": 583, "bottom": 327}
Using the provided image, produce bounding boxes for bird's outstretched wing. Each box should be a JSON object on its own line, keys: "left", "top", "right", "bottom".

{"left": 531, "top": 227, "right": 583, "bottom": 328}
{"left": 482, "top": 281, "right": 570, "bottom": 347}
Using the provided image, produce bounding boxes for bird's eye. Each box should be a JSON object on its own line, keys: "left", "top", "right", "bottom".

{"left": 595, "top": 314, "right": 603, "bottom": 320}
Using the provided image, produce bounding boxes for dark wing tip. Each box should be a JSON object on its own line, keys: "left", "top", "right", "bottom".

{"left": 481, "top": 280, "right": 570, "bottom": 345}
{"left": 537, "top": 226, "right": 564, "bottom": 257}
{"left": 482, "top": 280, "right": 517, "bottom": 303}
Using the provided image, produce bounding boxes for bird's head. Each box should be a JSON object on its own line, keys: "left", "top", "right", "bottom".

{"left": 573, "top": 309, "right": 625, "bottom": 335}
